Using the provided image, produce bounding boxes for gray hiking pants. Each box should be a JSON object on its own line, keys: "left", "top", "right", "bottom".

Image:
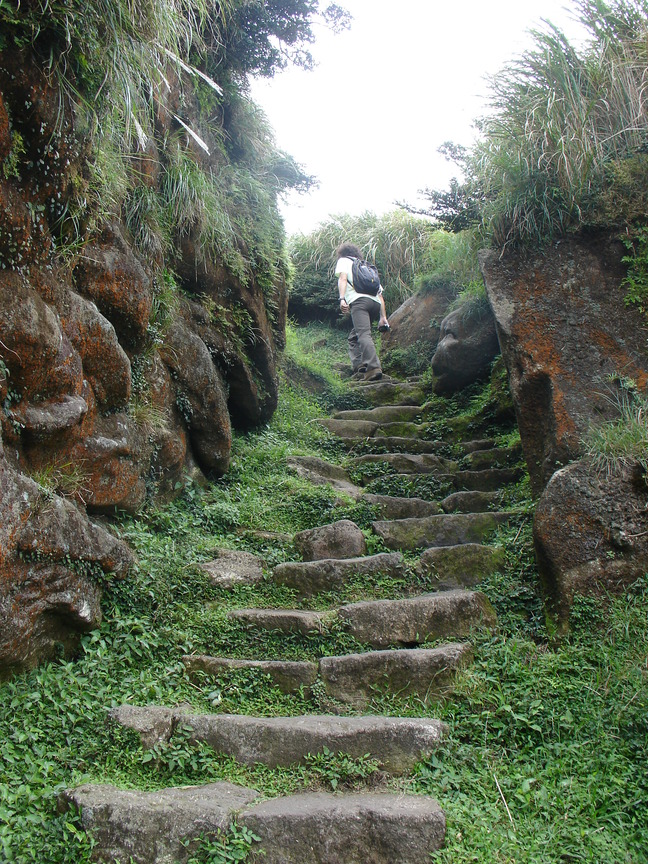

{"left": 348, "top": 296, "right": 381, "bottom": 373}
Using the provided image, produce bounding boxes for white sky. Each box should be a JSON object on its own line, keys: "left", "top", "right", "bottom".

{"left": 251, "top": 0, "right": 589, "bottom": 236}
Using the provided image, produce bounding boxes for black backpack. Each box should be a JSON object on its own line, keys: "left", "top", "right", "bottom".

{"left": 351, "top": 257, "right": 381, "bottom": 296}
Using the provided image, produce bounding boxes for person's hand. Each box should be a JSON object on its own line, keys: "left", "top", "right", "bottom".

{"left": 340, "top": 299, "right": 350, "bottom": 314}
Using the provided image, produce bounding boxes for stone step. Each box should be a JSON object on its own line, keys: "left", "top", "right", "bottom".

{"left": 183, "top": 655, "right": 319, "bottom": 695}
{"left": 462, "top": 443, "right": 523, "bottom": 470}
{"left": 459, "top": 438, "right": 498, "bottom": 453}
{"left": 416, "top": 543, "right": 507, "bottom": 590}
{"left": 371, "top": 511, "right": 514, "bottom": 551}
{"left": 286, "top": 456, "right": 362, "bottom": 498}
{"left": 239, "top": 792, "right": 446, "bottom": 864}
{"left": 441, "top": 467, "right": 524, "bottom": 492}
{"left": 373, "top": 421, "right": 427, "bottom": 438}
{"left": 337, "top": 436, "right": 447, "bottom": 454}
{"left": 337, "top": 589, "right": 496, "bottom": 649}
{"left": 440, "top": 490, "right": 500, "bottom": 513}
{"left": 111, "top": 706, "right": 447, "bottom": 774}
{"left": 317, "top": 418, "right": 379, "bottom": 439}
{"left": 332, "top": 405, "right": 423, "bottom": 423}
{"left": 228, "top": 608, "right": 327, "bottom": 634}
{"left": 349, "top": 380, "right": 426, "bottom": 406}
{"left": 319, "top": 643, "right": 472, "bottom": 708}
{"left": 59, "top": 781, "right": 260, "bottom": 864}
{"left": 272, "top": 551, "right": 405, "bottom": 597}
{"left": 293, "top": 519, "right": 366, "bottom": 561}
{"left": 363, "top": 493, "right": 442, "bottom": 519}
{"left": 60, "top": 784, "right": 446, "bottom": 864}
{"left": 349, "top": 452, "right": 458, "bottom": 476}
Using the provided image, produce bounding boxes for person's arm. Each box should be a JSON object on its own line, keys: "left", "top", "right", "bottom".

{"left": 338, "top": 273, "right": 350, "bottom": 313}
{"left": 378, "top": 289, "right": 389, "bottom": 327}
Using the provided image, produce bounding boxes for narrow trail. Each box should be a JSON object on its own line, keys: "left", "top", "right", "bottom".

{"left": 62, "top": 372, "right": 525, "bottom": 863}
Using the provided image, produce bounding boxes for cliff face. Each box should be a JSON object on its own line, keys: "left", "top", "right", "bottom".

{"left": 481, "top": 232, "right": 648, "bottom": 631}
{"left": 0, "top": 49, "right": 288, "bottom": 676}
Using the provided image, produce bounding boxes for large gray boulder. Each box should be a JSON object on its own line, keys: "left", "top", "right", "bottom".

{"left": 431, "top": 302, "right": 500, "bottom": 395}
{"left": 533, "top": 458, "right": 648, "bottom": 633}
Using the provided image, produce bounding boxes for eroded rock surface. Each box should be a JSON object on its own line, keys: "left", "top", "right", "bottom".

{"left": 480, "top": 235, "right": 648, "bottom": 494}
{"left": 534, "top": 459, "right": 648, "bottom": 631}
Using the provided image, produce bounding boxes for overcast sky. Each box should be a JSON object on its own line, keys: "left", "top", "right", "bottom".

{"left": 251, "top": 0, "right": 589, "bottom": 236}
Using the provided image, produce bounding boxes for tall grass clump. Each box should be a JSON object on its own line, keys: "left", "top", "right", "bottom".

{"left": 474, "top": 0, "right": 648, "bottom": 248}
{"left": 582, "top": 382, "right": 648, "bottom": 476}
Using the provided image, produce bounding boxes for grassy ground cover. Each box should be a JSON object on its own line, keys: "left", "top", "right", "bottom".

{"left": 1, "top": 323, "right": 646, "bottom": 863}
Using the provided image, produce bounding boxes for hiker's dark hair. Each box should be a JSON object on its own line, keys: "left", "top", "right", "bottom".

{"left": 336, "top": 242, "right": 362, "bottom": 260}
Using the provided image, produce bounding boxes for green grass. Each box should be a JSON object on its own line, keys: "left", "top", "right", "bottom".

{"left": 1, "top": 323, "right": 646, "bottom": 863}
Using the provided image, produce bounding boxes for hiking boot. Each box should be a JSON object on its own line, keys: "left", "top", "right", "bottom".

{"left": 363, "top": 369, "right": 383, "bottom": 382}
{"left": 351, "top": 366, "right": 368, "bottom": 380}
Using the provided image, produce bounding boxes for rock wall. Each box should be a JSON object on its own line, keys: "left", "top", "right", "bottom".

{"left": 481, "top": 232, "right": 648, "bottom": 630}
{"left": 0, "top": 50, "right": 287, "bottom": 675}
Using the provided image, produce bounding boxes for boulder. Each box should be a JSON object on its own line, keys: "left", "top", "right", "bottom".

{"left": 533, "top": 458, "right": 648, "bottom": 632}
{"left": 161, "top": 315, "right": 231, "bottom": 476}
{"left": 431, "top": 302, "right": 500, "bottom": 395}
{"left": 381, "top": 285, "right": 454, "bottom": 375}
{"left": 0, "top": 451, "right": 133, "bottom": 678}
{"left": 73, "top": 222, "right": 153, "bottom": 353}
{"left": 293, "top": 519, "right": 366, "bottom": 561}
{"left": 480, "top": 234, "right": 648, "bottom": 494}
{"left": 61, "top": 291, "right": 131, "bottom": 411}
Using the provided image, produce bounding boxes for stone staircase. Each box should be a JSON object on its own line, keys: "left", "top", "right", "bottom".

{"left": 61, "top": 374, "right": 525, "bottom": 863}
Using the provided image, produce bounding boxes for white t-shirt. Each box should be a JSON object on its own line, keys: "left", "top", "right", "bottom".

{"left": 335, "top": 257, "right": 382, "bottom": 305}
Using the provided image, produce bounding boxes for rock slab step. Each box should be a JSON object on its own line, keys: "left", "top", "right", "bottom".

{"left": 319, "top": 643, "right": 472, "bottom": 708}
{"left": 273, "top": 552, "right": 405, "bottom": 597}
{"left": 59, "top": 782, "right": 259, "bottom": 864}
{"left": 372, "top": 511, "right": 513, "bottom": 551}
{"left": 416, "top": 543, "right": 507, "bottom": 590}
{"left": 338, "top": 590, "right": 497, "bottom": 649}
{"left": 240, "top": 792, "right": 446, "bottom": 864}
{"left": 183, "top": 655, "right": 319, "bottom": 694}
{"left": 113, "top": 708, "right": 447, "bottom": 774}
{"left": 228, "top": 608, "right": 326, "bottom": 635}
{"left": 61, "top": 784, "right": 446, "bottom": 864}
